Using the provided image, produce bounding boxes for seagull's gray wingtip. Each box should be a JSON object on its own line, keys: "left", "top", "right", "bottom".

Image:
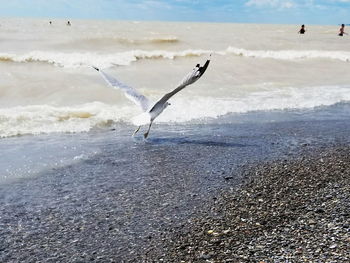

{"left": 92, "top": 66, "right": 100, "bottom": 71}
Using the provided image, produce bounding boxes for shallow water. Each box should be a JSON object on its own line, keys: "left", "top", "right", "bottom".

{"left": 1, "top": 102, "right": 349, "bottom": 183}
{"left": 1, "top": 104, "right": 350, "bottom": 261}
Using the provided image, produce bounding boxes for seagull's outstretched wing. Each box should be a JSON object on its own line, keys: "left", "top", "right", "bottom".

{"left": 93, "top": 67, "right": 150, "bottom": 112}
{"left": 149, "top": 57, "right": 210, "bottom": 113}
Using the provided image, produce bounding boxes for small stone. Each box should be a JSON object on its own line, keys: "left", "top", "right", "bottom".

{"left": 308, "top": 219, "right": 316, "bottom": 225}
{"left": 199, "top": 253, "right": 211, "bottom": 259}
{"left": 222, "top": 229, "right": 230, "bottom": 234}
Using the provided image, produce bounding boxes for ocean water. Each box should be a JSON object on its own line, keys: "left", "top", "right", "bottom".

{"left": 1, "top": 18, "right": 350, "bottom": 138}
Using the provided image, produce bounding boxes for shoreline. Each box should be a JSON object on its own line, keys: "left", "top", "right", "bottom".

{"left": 0, "top": 115, "right": 349, "bottom": 262}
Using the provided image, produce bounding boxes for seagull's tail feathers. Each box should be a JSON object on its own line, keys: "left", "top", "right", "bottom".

{"left": 132, "top": 112, "right": 151, "bottom": 126}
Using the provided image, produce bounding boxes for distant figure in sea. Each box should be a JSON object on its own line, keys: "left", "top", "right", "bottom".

{"left": 298, "top": 24, "right": 306, "bottom": 34}
{"left": 339, "top": 24, "right": 346, "bottom": 36}
{"left": 67, "top": 21, "right": 71, "bottom": 26}
{"left": 49, "top": 21, "right": 52, "bottom": 25}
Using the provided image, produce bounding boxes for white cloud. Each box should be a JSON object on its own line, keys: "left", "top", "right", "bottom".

{"left": 246, "top": 0, "right": 296, "bottom": 9}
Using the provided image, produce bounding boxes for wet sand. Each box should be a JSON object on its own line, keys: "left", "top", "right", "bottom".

{"left": 0, "top": 106, "right": 350, "bottom": 262}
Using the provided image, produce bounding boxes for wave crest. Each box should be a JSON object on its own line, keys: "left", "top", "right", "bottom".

{"left": 0, "top": 49, "right": 211, "bottom": 68}
{"left": 1, "top": 46, "right": 350, "bottom": 69}
{"left": 83, "top": 36, "right": 179, "bottom": 46}
{"left": 1, "top": 85, "right": 350, "bottom": 138}
{"left": 0, "top": 102, "right": 132, "bottom": 138}
{"left": 226, "top": 46, "right": 350, "bottom": 61}
{"left": 148, "top": 36, "right": 179, "bottom": 43}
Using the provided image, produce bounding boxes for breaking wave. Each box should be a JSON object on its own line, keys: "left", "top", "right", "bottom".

{"left": 0, "top": 49, "right": 211, "bottom": 68}
{"left": 148, "top": 36, "right": 179, "bottom": 44}
{"left": 0, "top": 102, "right": 131, "bottom": 138}
{"left": 1, "top": 85, "right": 350, "bottom": 138}
{"left": 82, "top": 36, "right": 179, "bottom": 45}
{"left": 226, "top": 46, "right": 350, "bottom": 61}
{"left": 1, "top": 46, "right": 350, "bottom": 69}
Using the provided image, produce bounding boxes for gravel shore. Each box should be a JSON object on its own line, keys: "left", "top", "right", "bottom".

{"left": 144, "top": 146, "right": 350, "bottom": 262}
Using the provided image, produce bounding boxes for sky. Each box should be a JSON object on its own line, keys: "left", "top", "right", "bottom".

{"left": 0, "top": 0, "right": 350, "bottom": 25}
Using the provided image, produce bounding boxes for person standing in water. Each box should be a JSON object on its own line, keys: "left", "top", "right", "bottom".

{"left": 339, "top": 24, "right": 347, "bottom": 36}
{"left": 298, "top": 24, "right": 306, "bottom": 34}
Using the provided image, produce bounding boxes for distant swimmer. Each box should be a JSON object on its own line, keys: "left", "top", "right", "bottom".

{"left": 49, "top": 21, "right": 52, "bottom": 25}
{"left": 67, "top": 21, "right": 71, "bottom": 26}
{"left": 298, "top": 24, "right": 306, "bottom": 34}
{"left": 339, "top": 24, "right": 347, "bottom": 36}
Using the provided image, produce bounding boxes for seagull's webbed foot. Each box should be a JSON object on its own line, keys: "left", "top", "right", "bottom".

{"left": 143, "top": 122, "right": 153, "bottom": 139}
{"left": 132, "top": 126, "right": 141, "bottom": 137}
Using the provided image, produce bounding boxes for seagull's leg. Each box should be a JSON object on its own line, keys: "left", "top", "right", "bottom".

{"left": 144, "top": 122, "right": 153, "bottom": 139}
{"left": 132, "top": 126, "right": 141, "bottom": 136}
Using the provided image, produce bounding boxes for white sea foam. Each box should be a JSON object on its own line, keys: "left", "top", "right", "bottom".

{"left": 226, "top": 46, "right": 350, "bottom": 61}
{"left": 1, "top": 85, "right": 349, "bottom": 138}
{"left": 161, "top": 85, "right": 350, "bottom": 122}
{"left": 0, "top": 49, "right": 211, "bottom": 68}
{"left": 0, "top": 102, "right": 133, "bottom": 138}
{"left": 1, "top": 46, "right": 349, "bottom": 69}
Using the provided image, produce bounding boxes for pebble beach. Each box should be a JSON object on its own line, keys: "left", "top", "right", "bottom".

{"left": 144, "top": 146, "right": 350, "bottom": 262}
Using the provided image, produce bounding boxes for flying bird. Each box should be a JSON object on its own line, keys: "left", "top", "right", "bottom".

{"left": 93, "top": 57, "right": 210, "bottom": 138}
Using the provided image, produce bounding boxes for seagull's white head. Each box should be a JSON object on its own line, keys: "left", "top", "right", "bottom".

{"left": 161, "top": 101, "right": 171, "bottom": 112}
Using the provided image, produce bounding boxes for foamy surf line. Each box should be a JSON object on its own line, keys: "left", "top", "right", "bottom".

{"left": 1, "top": 85, "right": 350, "bottom": 138}
{"left": 226, "top": 47, "right": 350, "bottom": 61}
{"left": 0, "top": 49, "right": 211, "bottom": 68}
{"left": 1, "top": 47, "right": 350, "bottom": 68}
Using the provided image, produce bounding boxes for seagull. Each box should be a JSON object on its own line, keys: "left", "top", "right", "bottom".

{"left": 93, "top": 56, "right": 210, "bottom": 138}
